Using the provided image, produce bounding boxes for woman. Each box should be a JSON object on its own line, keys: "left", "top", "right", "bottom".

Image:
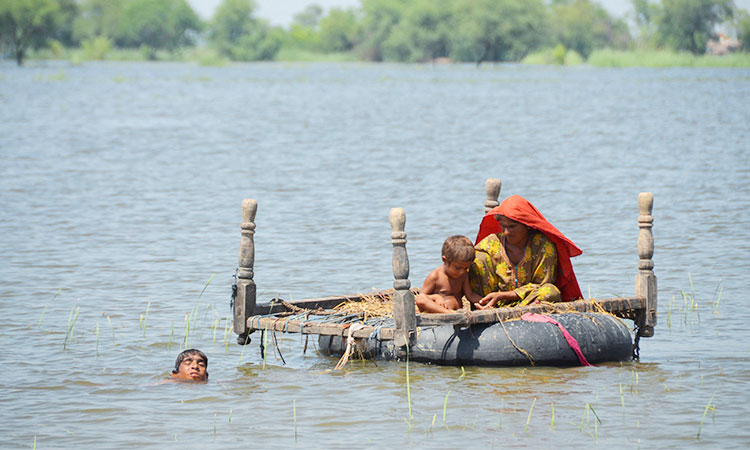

{"left": 470, "top": 195, "right": 583, "bottom": 308}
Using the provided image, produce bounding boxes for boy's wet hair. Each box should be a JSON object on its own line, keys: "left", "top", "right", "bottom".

{"left": 441, "top": 235, "right": 475, "bottom": 263}
{"left": 173, "top": 348, "right": 208, "bottom": 374}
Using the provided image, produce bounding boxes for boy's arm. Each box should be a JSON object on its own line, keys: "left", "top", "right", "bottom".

{"left": 420, "top": 269, "right": 438, "bottom": 295}
{"left": 462, "top": 274, "right": 482, "bottom": 305}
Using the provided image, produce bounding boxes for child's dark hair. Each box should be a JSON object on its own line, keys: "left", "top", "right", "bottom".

{"left": 173, "top": 348, "right": 208, "bottom": 375}
{"left": 441, "top": 235, "right": 475, "bottom": 263}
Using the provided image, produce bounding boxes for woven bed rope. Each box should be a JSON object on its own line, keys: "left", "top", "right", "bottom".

{"left": 521, "top": 313, "right": 592, "bottom": 367}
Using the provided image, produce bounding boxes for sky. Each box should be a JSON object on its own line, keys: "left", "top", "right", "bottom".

{"left": 187, "top": 0, "right": 750, "bottom": 26}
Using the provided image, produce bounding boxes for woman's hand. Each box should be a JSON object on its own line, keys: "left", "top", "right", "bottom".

{"left": 477, "top": 292, "right": 500, "bottom": 309}
{"left": 476, "top": 291, "right": 519, "bottom": 309}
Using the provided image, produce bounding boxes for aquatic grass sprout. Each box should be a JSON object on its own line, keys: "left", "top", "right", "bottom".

{"left": 293, "top": 400, "right": 298, "bottom": 441}
{"left": 442, "top": 366, "right": 466, "bottom": 423}
{"left": 38, "top": 288, "right": 61, "bottom": 328}
{"left": 63, "top": 306, "right": 80, "bottom": 349}
{"left": 404, "top": 339, "right": 412, "bottom": 423}
{"left": 223, "top": 318, "right": 232, "bottom": 352}
{"left": 711, "top": 281, "right": 723, "bottom": 314}
{"left": 525, "top": 397, "right": 537, "bottom": 433}
{"left": 550, "top": 402, "right": 555, "bottom": 430}
{"left": 168, "top": 321, "right": 174, "bottom": 351}
{"left": 106, "top": 315, "right": 115, "bottom": 341}
{"left": 238, "top": 332, "right": 251, "bottom": 366}
{"left": 697, "top": 394, "right": 716, "bottom": 439}
{"left": 142, "top": 302, "right": 150, "bottom": 337}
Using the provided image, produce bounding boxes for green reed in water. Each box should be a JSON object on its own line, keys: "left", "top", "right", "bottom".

{"left": 442, "top": 366, "right": 466, "bottom": 423}
{"left": 191, "top": 275, "right": 215, "bottom": 332}
{"left": 63, "top": 306, "right": 80, "bottom": 349}
{"left": 579, "top": 402, "right": 602, "bottom": 442}
{"left": 238, "top": 332, "right": 251, "bottom": 365}
{"left": 105, "top": 314, "right": 115, "bottom": 341}
{"left": 550, "top": 402, "right": 555, "bottom": 430}
{"left": 223, "top": 318, "right": 231, "bottom": 352}
{"left": 168, "top": 321, "right": 174, "bottom": 351}
{"left": 141, "top": 302, "right": 150, "bottom": 337}
{"left": 38, "top": 288, "right": 61, "bottom": 328}
{"left": 212, "top": 317, "right": 220, "bottom": 344}
{"left": 293, "top": 400, "right": 298, "bottom": 441}
{"left": 711, "top": 281, "right": 723, "bottom": 314}
{"left": 525, "top": 397, "right": 537, "bottom": 433}
{"left": 404, "top": 339, "right": 413, "bottom": 424}
{"left": 696, "top": 393, "right": 715, "bottom": 439}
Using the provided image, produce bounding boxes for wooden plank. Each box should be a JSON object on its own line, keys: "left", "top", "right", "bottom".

{"left": 417, "top": 297, "right": 646, "bottom": 326}
{"left": 247, "top": 315, "right": 395, "bottom": 340}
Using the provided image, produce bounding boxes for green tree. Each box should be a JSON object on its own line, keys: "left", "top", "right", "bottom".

{"left": 550, "top": 0, "right": 631, "bottom": 58}
{"left": 72, "top": 0, "right": 125, "bottom": 43}
{"left": 116, "top": 0, "right": 202, "bottom": 57}
{"left": 210, "top": 0, "right": 281, "bottom": 61}
{"left": 380, "top": 0, "right": 453, "bottom": 62}
{"left": 450, "top": 0, "right": 548, "bottom": 64}
{"left": 292, "top": 4, "right": 323, "bottom": 28}
{"left": 284, "top": 4, "right": 322, "bottom": 50}
{"left": 0, "top": 0, "right": 61, "bottom": 65}
{"left": 319, "top": 7, "right": 360, "bottom": 52}
{"left": 632, "top": 0, "right": 660, "bottom": 48}
{"left": 357, "top": 0, "right": 408, "bottom": 61}
{"left": 737, "top": 9, "right": 750, "bottom": 51}
{"left": 656, "top": 0, "right": 734, "bottom": 53}
{"left": 53, "top": 0, "right": 77, "bottom": 46}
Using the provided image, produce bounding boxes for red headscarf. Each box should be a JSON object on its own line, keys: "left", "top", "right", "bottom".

{"left": 475, "top": 195, "right": 583, "bottom": 302}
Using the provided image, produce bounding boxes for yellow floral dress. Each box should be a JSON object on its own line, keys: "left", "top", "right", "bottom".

{"left": 469, "top": 231, "right": 561, "bottom": 306}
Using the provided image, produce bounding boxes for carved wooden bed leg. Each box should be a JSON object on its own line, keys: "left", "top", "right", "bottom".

{"left": 389, "top": 207, "right": 416, "bottom": 349}
{"left": 635, "top": 192, "right": 657, "bottom": 338}
{"left": 235, "top": 198, "right": 257, "bottom": 345}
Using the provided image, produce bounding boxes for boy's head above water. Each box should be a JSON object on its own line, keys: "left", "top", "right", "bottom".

{"left": 441, "top": 235, "right": 475, "bottom": 279}
{"left": 171, "top": 348, "right": 208, "bottom": 382}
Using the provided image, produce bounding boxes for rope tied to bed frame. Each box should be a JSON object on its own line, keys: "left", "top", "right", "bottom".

{"left": 334, "top": 323, "right": 366, "bottom": 370}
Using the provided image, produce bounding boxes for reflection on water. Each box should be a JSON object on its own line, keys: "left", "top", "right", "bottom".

{"left": 1, "top": 61, "right": 749, "bottom": 448}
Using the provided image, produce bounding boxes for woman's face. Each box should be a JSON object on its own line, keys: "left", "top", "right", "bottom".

{"left": 497, "top": 216, "right": 530, "bottom": 247}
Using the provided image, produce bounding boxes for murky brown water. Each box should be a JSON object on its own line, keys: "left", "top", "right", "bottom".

{"left": 1, "top": 61, "right": 749, "bottom": 448}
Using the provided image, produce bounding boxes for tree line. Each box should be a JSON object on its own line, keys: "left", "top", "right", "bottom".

{"left": 2, "top": 0, "right": 749, "bottom": 66}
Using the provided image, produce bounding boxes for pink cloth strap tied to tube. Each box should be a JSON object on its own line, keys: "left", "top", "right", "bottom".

{"left": 521, "top": 313, "right": 592, "bottom": 367}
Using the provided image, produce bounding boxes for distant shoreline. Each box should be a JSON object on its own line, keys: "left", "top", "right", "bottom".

{"left": 15, "top": 47, "right": 750, "bottom": 68}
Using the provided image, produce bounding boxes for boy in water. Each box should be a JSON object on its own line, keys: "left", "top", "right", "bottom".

{"left": 171, "top": 348, "right": 209, "bottom": 382}
{"left": 415, "top": 235, "right": 482, "bottom": 313}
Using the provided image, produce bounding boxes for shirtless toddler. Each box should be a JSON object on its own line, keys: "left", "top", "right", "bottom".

{"left": 415, "top": 235, "right": 482, "bottom": 314}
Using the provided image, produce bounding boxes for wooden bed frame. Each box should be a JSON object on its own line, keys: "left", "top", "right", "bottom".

{"left": 231, "top": 178, "right": 657, "bottom": 355}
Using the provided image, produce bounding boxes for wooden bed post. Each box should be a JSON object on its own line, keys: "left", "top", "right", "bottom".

{"left": 389, "top": 207, "right": 416, "bottom": 348}
{"left": 635, "top": 192, "right": 657, "bottom": 337}
{"left": 484, "top": 178, "right": 502, "bottom": 213}
{"left": 235, "top": 198, "right": 257, "bottom": 344}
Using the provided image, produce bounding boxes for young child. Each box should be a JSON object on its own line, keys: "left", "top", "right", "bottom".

{"left": 171, "top": 348, "right": 209, "bottom": 382}
{"left": 415, "top": 235, "right": 482, "bottom": 314}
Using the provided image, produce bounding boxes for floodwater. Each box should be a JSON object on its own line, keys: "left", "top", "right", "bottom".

{"left": 1, "top": 61, "right": 749, "bottom": 448}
